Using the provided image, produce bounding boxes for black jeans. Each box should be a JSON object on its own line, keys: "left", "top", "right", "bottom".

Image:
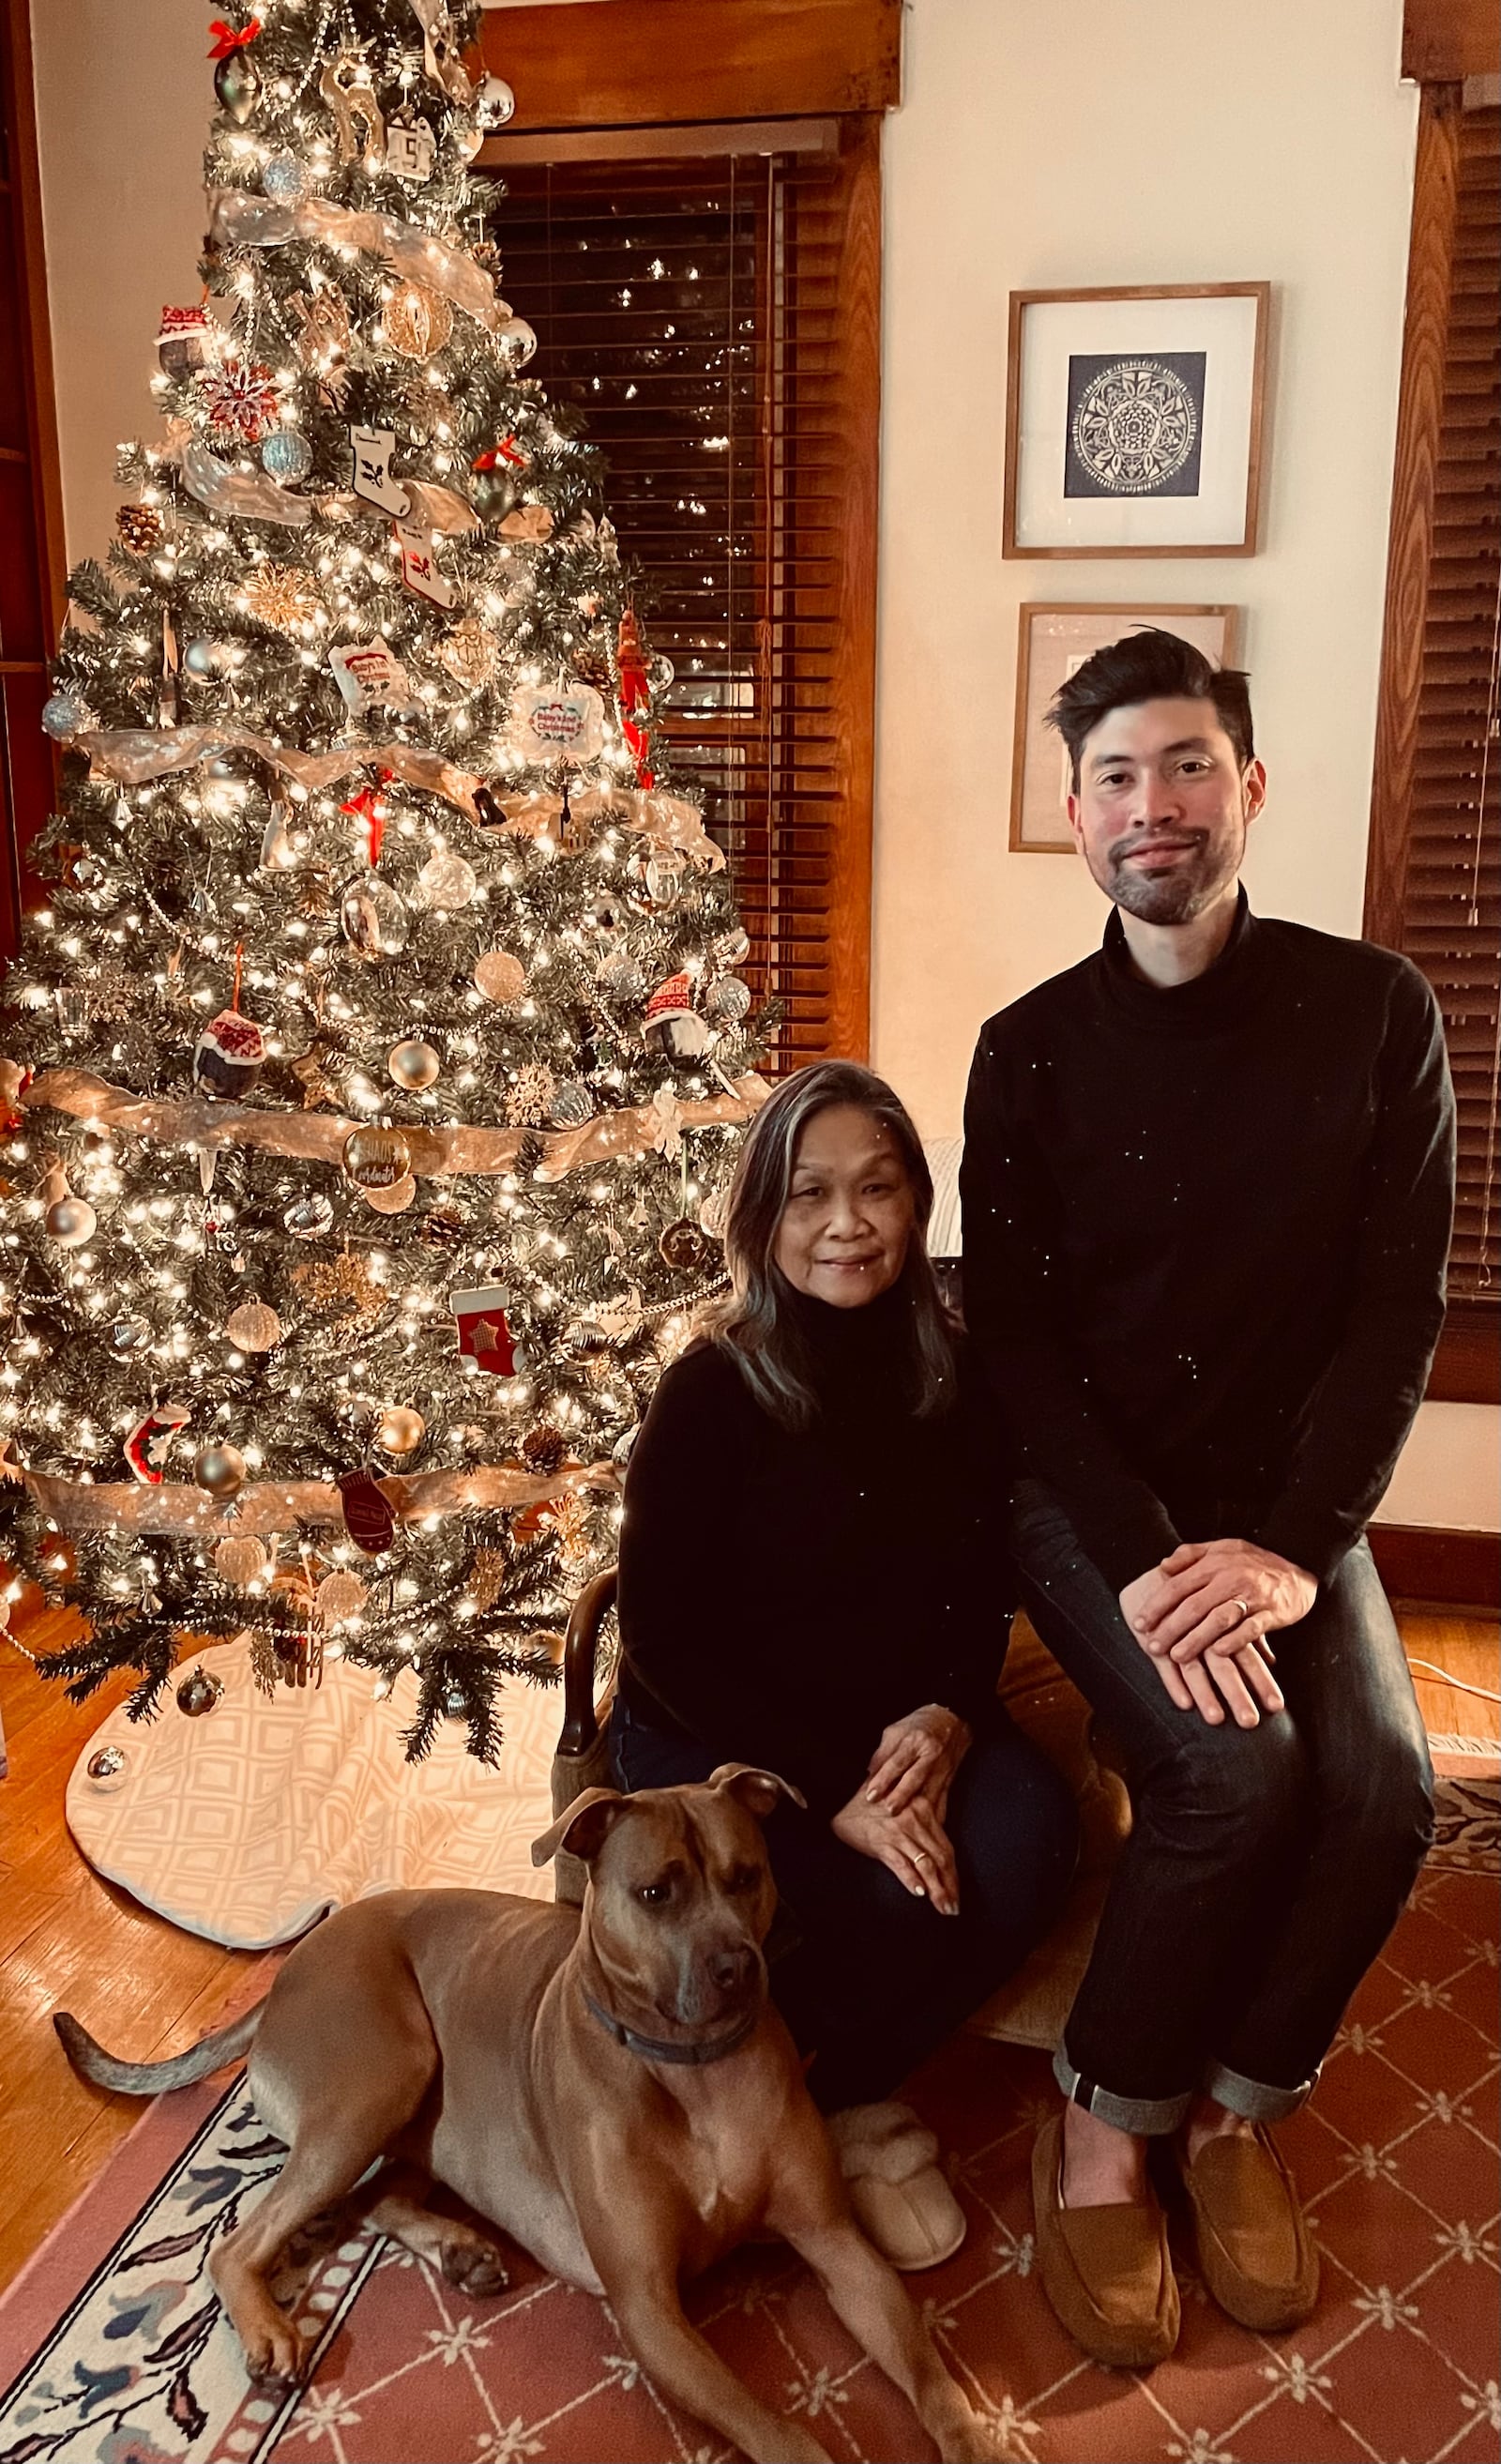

{"left": 609, "top": 1694, "right": 1079, "bottom": 2112}
{"left": 1011, "top": 1481, "right": 1435, "bottom": 2134}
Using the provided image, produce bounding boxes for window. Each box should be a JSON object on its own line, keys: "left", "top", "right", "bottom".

{"left": 484, "top": 132, "right": 877, "bottom": 1067}
{"left": 1367, "top": 85, "right": 1500, "bottom": 1402}
{"left": 475, "top": 0, "right": 897, "bottom": 1068}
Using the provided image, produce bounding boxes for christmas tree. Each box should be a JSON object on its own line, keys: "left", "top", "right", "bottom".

{"left": 0, "top": 0, "right": 766, "bottom": 1761}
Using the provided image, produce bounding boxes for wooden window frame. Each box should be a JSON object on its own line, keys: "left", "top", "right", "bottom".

{"left": 0, "top": 0, "right": 67, "bottom": 957}
{"left": 1366, "top": 68, "right": 1499, "bottom": 1407}
{"left": 477, "top": 0, "right": 894, "bottom": 1063}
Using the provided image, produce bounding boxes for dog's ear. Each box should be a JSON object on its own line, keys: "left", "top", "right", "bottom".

{"left": 531, "top": 1787, "right": 634, "bottom": 1869}
{"left": 708, "top": 1764, "right": 807, "bottom": 1819}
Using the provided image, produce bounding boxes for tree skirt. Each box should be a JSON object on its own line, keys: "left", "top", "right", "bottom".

{"left": 1, "top": 1865, "right": 1497, "bottom": 2464}
{"left": 66, "top": 1637, "right": 560, "bottom": 1948}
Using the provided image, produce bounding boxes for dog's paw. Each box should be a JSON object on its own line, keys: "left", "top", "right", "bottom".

{"left": 243, "top": 2320, "right": 309, "bottom": 2393}
{"left": 440, "top": 2233, "right": 510, "bottom": 2297}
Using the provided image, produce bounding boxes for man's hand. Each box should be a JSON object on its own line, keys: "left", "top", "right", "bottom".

{"left": 832, "top": 1787, "right": 961, "bottom": 1914}
{"left": 863, "top": 1703, "right": 972, "bottom": 1822}
{"left": 1119, "top": 1541, "right": 1310, "bottom": 1729}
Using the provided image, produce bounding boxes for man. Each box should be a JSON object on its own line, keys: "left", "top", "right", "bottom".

{"left": 961, "top": 628, "right": 1453, "bottom": 2366}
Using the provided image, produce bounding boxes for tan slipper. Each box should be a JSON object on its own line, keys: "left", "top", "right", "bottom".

{"left": 1176, "top": 2124, "right": 1318, "bottom": 2330}
{"left": 1031, "top": 2114, "right": 1179, "bottom": 2367}
{"left": 827, "top": 2101, "right": 967, "bottom": 2271}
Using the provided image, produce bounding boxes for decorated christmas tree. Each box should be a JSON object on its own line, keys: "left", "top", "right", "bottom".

{"left": 0, "top": 0, "right": 766, "bottom": 1759}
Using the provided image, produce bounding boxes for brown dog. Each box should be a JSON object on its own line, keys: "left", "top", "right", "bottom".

{"left": 56, "top": 1767, "right": 1005, "bottom": 2464}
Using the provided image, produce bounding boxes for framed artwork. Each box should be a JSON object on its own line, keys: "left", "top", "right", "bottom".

{"left": 1003, "top": 284, "right": 1269, "bottom": 557}
{"left": 1009, "top": 602, "right": 1241, "bottom": 853}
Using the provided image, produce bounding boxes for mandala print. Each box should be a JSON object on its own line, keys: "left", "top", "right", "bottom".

{"left": 1070, "top": 357, "right": 1198, "bottom": 494}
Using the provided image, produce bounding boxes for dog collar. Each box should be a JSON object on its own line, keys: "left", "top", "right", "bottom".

{"left": 582, "top": 1987, "right": 759, "bottom": 2067}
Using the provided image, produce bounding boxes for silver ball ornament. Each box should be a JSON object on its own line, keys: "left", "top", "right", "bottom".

{"left": 262, "top": 149, "right": 311, "bottom": 204}
{"left": 87, "top": 1744, "right": 128, "bottom": 1780}
{"left": 41, "top": 692, "right": 86, "bottom": 740}
{"left": 110, "top": 1314, "right": 153, "bottom": 1353}
{"left": 193, "top": 1442, "right": 247, "bottom": 1499}
{"left": 417, "top": 848, "right": 477, "bottom": 910}
{"left": 550, "top": 1079, "right": 593, "bottom": 1128}
{"left": 387, "top": 1039, "right": 441, "bottom": 1091}
{"left": 46, "top": 1195, "right": 98, "bottom": 1248}
{"left": 261, "top": 427, "right": 313, "bottom": 484}
{"left": 176, "top": 1663, "right": 225, "bottom": 1717}
{"left": 706, "top": 976, "right": 751, "bottom": 1025}
{"left": 184, "top": 639, "right": 224, "bottom": 679}
{"left": 475, "top": 75, "right": 516, "bottom": 129}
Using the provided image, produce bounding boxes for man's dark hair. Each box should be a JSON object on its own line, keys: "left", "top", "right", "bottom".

{"left": 1045, "top": 626, "right": 1255, "bottom": 791}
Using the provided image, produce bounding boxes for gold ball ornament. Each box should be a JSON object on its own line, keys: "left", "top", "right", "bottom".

{"left": 315, "top": 1570, "right": 368, "bottom": 1628}
{"left": 474, "top": 950, "right": 526, "bottom": 1004}
{"left": 224, "top": 1300, "right": 282, "bottom": 1353}
{"left": 214, "top": 1534, "right": 270, "bottom": 1588}
{"left": 363, "top": 1173, "right": 417, "bottom": 1215}
{"left": 176, "top": 1663, "right": 225, "bottom": 1717}
{"left": 341, "top": 1124, "right": 412, "bottom": 1190}
{"left": 384, "top": 281, "right": 454, "bottom": 359}
{"left": 193, "top": 1442, "right": 247, "bottom": 1499}
{"left": 387, "top": 1038, "right": 441, "bottom": 1091}
{"left": 45, "top": 1195, "right": 98, "bottom": 1249}
{"left": 374, "top": 1404, "right": 425, "bottom": 1456}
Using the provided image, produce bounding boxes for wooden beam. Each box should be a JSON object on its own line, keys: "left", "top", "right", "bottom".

{"left": 823, "top": 114, "right": 880, "bottom": 1064}
{"left": 1364, "top": 84, "right": 1463, "bottom": 951}
{"left": 478, "top": 0, "right": 902, "bottom": 131}
{"left": 1403, "top": 0, "right": 1497, "bottom": 83}
{"left": 1371, "top": 1522, "right": 1501, "bottom": 1615}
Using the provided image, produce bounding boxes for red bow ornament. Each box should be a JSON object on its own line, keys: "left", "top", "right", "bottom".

{"left": 341, "top": 768, "right": 395, "bottom": 867}
{"left": 617, "top": 609, "right": 655, "bottom": 789}
{"left": 207, "top": 18, "right": 262, "bottom": 57}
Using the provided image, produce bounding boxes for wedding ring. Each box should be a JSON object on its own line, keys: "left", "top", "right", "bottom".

{"left": 914, "top": 1850, "right": 932, "bottom": 1865}
{"left": 1230, "top": 1597, "right": 1251, "bottom": 1622}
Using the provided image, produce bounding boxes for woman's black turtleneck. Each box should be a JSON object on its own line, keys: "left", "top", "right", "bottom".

{"left": 616, "top": 1286, "right": 1010, "bottom": 1815}
{"left": 961, "top": 892, "right": 1454, "bottom": 1593}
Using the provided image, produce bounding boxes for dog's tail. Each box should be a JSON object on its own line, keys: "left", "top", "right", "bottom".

{"left": 54, "top": 1998, "right": 267, "bottom": 2095}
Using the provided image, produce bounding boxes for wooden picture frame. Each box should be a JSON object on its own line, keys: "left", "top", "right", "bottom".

{"left": 1003, "top": 283, "right": 1270, "bottom": 558}
{"left": 1008, "top": 602, "right": 1241, "bottom": 852}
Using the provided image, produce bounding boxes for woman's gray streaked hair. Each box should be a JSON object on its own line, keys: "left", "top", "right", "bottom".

{"left": 703, "top": 1060, "right": 959, "bottom": 1430}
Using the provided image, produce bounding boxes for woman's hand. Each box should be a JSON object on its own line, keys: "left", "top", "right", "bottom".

{"left": 863, "top": 1703, "right": 972, "bottom": 1822}
{"left": 831, "top": 1788, "right": 961, "bottom": 1915}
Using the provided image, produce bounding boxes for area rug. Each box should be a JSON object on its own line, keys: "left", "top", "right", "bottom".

{"left": 1, "top": 1865, "right": 1495, "bottom": 2464}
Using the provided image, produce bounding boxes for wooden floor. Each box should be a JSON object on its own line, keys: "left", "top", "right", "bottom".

{"left": 0, "top": 1603, "right": 1496, "bottom": 2297}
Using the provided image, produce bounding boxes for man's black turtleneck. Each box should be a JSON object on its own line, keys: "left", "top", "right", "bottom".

{"left": 961, "top": 891, "right": 1455, "bottom": 1594}
{"left": 617, "top": 1286, "right": 1009, "bottom": 1814}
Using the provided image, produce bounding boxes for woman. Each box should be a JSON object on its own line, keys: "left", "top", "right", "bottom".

{"left": 614, "top": 1062, "right": 1078, "bottom": 2266}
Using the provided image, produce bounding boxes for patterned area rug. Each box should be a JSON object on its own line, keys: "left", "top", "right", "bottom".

{"left": 1, "top": 1865, "right": 1495, "bottom": 2464}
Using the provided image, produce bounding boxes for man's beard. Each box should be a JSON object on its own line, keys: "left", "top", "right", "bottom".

{"left": 1096, "top": 827, "right": 1242, "bottom": 925}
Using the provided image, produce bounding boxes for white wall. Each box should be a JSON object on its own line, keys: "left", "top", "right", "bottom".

{"left": 28, "top": 0, "right": 1496, "bottom": 1533}
{"left": 873, "top": 0, "right": 1418, "bottom": 1133}
{"left": 31, "top": 1, "right": 212, "bottom": 573}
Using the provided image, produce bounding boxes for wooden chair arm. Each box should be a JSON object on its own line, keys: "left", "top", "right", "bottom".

{"left": 556, "top": 1563, "right": 619, "bottom": 1759}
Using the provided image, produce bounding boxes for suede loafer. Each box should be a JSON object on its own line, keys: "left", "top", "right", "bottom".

{"left": 1031, "top": 2115, "right": 1180, "bottom": 2368}
{"left": 1175, "top": 2124, "right": 1319, "bottom": 2331}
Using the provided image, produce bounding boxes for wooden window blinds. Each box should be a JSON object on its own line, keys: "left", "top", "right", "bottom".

{"left": 482, "top": 125, "right": 878, "bottom": 1067}
{"left": 1368, "top": 90, "right": 1500, "bottom": 1395}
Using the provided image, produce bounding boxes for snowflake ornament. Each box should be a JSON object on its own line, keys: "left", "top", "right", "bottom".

{"left": 506, "top": 1063, "right": 556, "bottom": 1126}
{"left": 241, "top": 563, "right": 326, "bottom": 632}
{"left": 196, "top": 357, "right": 280, "bottom": 447}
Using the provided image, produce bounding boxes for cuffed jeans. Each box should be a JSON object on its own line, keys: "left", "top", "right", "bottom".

{"left": 1011, "top": 1481, "right": 1435, "bottom": 2135}
{"left": 610, "top": 1694, "right": 1079, "bottom": 2112}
